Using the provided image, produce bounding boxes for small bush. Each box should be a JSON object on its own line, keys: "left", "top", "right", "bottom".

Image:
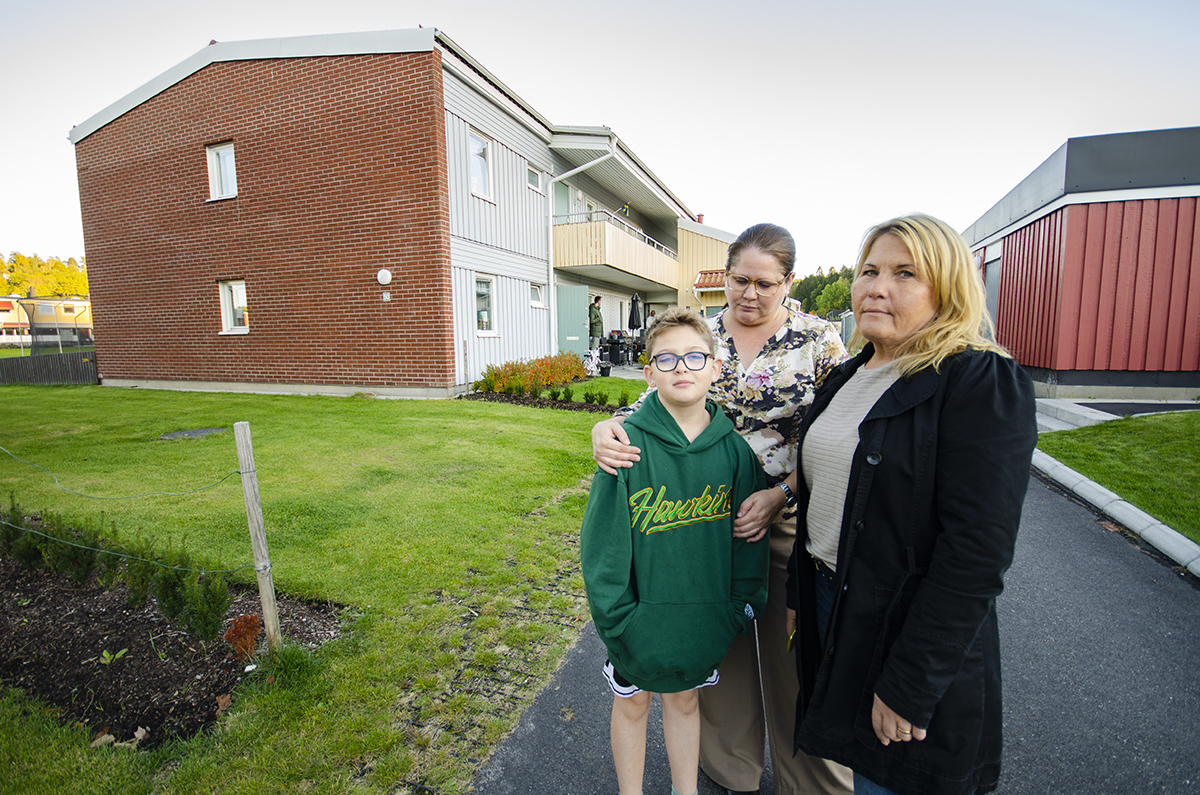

{"left": 1, "top": 493, "right": 25, "bottom": 555}
{"left": 42, "top": 513, "right": 98, "bottom": 586}
{"left": 11, "top": 527, "right": 44, "bottom": 569}
{"left": 152, "top": 541, "right": 192, "bottom": 623}
{"left": 561, "top": 385, "right": 574, "bottom": 402}
{"left": 95, "top": 523, "right": 123, "bottom": 590}
{"left": 472, "top": 352, "right": 586, "bottom": 394}
{"left": 547, "top": 386, "right": 561, "bottom": 401}
{"left": 224, "top": 613, "right": 262, "bottom": 662}
{"left": 185, "top": 571, "right": 233, "bottom": 642}
{"left": 124, "top": 535, "right": 158, "bottom": 608}
{"left": 618, "top": 390, "right": 632, "bottom": 408}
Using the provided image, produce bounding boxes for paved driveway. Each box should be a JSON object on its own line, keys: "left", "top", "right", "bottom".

{"left": 472, "top": 473, "right": 1200, "bottom": 795}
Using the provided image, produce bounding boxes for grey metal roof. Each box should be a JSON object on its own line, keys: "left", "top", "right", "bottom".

{"left": 963, "top": 126, "right": 1200, "bottom": 246}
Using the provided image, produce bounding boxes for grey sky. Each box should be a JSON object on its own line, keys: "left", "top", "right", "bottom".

{"left": 2, "top": 0, "right": 1197, "bottom": 276}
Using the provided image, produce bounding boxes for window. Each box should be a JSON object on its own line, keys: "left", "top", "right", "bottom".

{"left": 219, "top": 280, "right": 249, "bottom": 334}
{"left": 527, "top": 166, "right": 542, "bottom": 192}
{"left": 207, "top": 142, "right": 237, "bottom": 200}
{"left": 530, "top": 284, "right": 545, "bottom": 307}
{"left": 475, "top": 276, "right": 496, "bottom": 334}
{"left": 469, "top": 130, "right": 492, "bottom": 199}
{"left": 63, "top": 305, "right": 76, "bottom": 314}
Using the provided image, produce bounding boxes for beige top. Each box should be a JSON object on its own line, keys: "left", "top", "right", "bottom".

{"left": 802, "top": 362, "right": 900, "bottom": 569}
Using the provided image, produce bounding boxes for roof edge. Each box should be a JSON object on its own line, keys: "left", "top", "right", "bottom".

{"left": 964, "top": 126, "right": 1200, "bottom": 246}
{"left": 679, "top": 218, "right": 736, "bottom": 244}
{"left": 69, "top": 28, "right": 437, "bottom": 144}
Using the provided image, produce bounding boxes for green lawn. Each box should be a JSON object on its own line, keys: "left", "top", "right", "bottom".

{"left": 0, "top": 346, "right": 94, "bottom": 358}
{"left": 1037, "top": 410, "right": 1200, "bottom": 545}
{"left": 0, "top": 385, "right": 604, "bottom": 794}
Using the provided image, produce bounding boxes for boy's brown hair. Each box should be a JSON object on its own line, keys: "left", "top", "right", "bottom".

{"left": 644, "top": 307, "right": 717, "bottom": 358}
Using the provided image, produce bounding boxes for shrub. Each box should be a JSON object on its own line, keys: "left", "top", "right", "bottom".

{"left": 152, "top": 541, "right": 192, "bottom": 623}
{"left": 11, "top": 526, "right": 44, "bottom": 569}
{"left": 224, "top": 613, "right": 262, "bottom": 662}
{"left": 561, "top": 385, "right": 574, "bottom": 402}
{"left": 124, "top": 534, "right": 158, "bottom": 608}
{"left": 472, "top": 352, "right": 586, "bottom": 395}
{"left": 185, "top": 571, "right": 233, "bottom": 642}
{"left": 1, "top": 493, "right": 26, "bottom": 556}
{"left": 618, "top": 390, "right": 632, "bottom": 408}
{"left": 547, "top": 387, "right": 562, "bottom": 401}
{"left": 95, "top": 522, "right": 124, "bottom": 590}
{"left": 41, "top": 513, "right": 98, "bottom": 586}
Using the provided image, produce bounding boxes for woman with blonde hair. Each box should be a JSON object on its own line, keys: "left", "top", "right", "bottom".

{"left": 785, "top": 214, "right": 1037, "bottom": 795}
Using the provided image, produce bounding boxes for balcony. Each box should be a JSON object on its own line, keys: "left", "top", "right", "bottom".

{"left": 553, "top": 211, "right": 679, "bottom": 293}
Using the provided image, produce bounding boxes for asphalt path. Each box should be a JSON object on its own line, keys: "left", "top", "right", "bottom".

{"left": 471, "top": 473, "right": 1200, "bottom": 795}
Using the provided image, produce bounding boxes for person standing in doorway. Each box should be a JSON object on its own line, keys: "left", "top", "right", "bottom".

{"left": 590, "top": 295, "right": 604, "bottom": 350}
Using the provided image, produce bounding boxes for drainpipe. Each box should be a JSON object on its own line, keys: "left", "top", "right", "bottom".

{"left": 546, "top": 136, "right": 617, "bottom": 357}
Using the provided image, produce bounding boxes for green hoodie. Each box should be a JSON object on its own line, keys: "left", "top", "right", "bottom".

{"left": 581, "top": 392, "right": 769, "bottom": 693}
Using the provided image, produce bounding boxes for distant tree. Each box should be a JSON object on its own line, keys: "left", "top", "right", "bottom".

{"left": 790, "top": 266, "right": 854, "bottom": 313}
{"left": 814, "top": 278, "right": 852, "bottom": 317}
{"left": 2, "top": 252, "right": 88, "bottom": 297}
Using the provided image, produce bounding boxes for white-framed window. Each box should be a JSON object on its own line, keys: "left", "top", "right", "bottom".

{"left": 476, "top": 275, "right": 497, "bottom": 335}
{"left": 206, "top": 142, "right": 237, "bottom": 200}
{"left": 469, "top": 130, "right": 492, "bottom": 199}
{"left": 527, "top": 166, "right": 542, "bottom": 192}
{"left": 218, "top": 280, "right": 249, "bottom": 334}
{"left": 530, "top": 284, "right": 546, "bottom": 307}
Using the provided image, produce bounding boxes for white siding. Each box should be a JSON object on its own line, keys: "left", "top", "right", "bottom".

{"left": 446, "top": 111, "right": 550, "bottom": 259}
{"left": 451, "top": 239, "right": 552, "bottom": 385}
{"left": 444, "top": 64, "right": 551, "bottom": 261}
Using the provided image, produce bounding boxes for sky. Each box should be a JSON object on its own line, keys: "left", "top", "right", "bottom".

{"left": 3, "top": 0, "right": 1198, "bottom": 277}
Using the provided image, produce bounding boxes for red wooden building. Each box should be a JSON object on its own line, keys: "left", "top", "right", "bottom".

{"left": 964, "top": 127, "right": 1200, "bottom": 399}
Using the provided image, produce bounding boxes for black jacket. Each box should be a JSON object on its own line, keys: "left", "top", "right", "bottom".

{"left": 787, "top": 345, "right": 1037, "bottom": 795}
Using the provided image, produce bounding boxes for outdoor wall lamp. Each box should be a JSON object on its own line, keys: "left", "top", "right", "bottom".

{"left": 377, "top": 268, "right": 392, "bottom": 286}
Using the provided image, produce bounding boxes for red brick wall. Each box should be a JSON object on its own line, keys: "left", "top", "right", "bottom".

{"left": 75, "top": 51, "right": 454, "bottom": 388}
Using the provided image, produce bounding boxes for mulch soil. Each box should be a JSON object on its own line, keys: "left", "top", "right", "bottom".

{"left": 0, "top": 554, "right": 342, "bottom": 749}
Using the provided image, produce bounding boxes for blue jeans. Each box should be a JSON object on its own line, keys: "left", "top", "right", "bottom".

{"left": 813, "top": 571, "right": 900, "bottom": 795}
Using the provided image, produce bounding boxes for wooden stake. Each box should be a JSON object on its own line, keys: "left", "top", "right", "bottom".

{"left": 234, "top": 421, "right": 282, "bottom": 657}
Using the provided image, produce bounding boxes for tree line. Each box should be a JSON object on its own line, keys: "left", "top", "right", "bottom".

{"left": 790, "top": 266, "right": 854, "bottom": 318}
{"left": 2, "top": 252, "right": 89, "bottom": 298}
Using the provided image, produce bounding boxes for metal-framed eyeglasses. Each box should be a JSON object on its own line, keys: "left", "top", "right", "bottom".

{"left": 726, "top": 273, "right": 788, "bottom": 297}
{"left": 650, "top": 352, "right": 712, "bottom": 372}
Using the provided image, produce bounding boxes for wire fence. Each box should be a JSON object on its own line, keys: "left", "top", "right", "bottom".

{"left": 0, "top": 441, "right": 254, "bottom": 576}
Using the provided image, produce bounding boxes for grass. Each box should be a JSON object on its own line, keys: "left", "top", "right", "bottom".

{"left": 0, "top": 346, "right": 94, "bottom": 358}
{"left": 0, "top": 385, "right": 601, "bottom": 794}
{"left": 1037, "top": 411, "right": 1200, "bottom": 545}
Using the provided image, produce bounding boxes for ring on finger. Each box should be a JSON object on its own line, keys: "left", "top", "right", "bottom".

{"left": 897, "top": 728, "right": 912, "bottom": 735}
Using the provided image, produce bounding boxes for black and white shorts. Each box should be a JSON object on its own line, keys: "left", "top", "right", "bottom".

{"left": 602, "top": 660, "right": 720, "bottom": 698}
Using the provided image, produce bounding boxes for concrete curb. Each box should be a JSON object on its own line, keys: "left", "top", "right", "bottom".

{"left": 1030, "top": 449, "right": 1200, "bottom": 578}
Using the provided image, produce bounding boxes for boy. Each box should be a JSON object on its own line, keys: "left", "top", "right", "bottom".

{"left": 581, "top": 308, "right": 768, "bottom": 795}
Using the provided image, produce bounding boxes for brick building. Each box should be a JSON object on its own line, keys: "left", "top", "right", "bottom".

{"left": 71, "top": 28, "right": 731, "bottom": 396}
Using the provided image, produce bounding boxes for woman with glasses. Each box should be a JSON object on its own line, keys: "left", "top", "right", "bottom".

{"left": 592, "top": 223, "right": 852, "bottom": 795}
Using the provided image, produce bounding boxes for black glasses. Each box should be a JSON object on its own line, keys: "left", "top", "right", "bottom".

{"left": 726, "top": 273, "right": 788, "bottom": 297}
{"left": 651, "top": 352, "right": 711, "bottom": 372}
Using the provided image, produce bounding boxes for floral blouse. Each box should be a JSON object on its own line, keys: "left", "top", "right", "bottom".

{"left": 618, "top": 299, "right": 848, "bottom": 491}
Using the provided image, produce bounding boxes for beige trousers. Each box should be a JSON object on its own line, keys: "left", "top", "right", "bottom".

{"left": 699, "top": 519, "right": 853, "bottom": 795}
